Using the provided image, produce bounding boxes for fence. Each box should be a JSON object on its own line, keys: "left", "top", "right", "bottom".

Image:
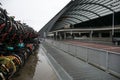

{"left": 46, "top": 39, "right": 120, "bottom": 78}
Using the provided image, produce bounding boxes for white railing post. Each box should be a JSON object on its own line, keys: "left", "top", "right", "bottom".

{"left": 106, "top": 51, "right": 109, "bottom": 73}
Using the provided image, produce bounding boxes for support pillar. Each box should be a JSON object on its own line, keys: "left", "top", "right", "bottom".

{"left": 53, "top": 32, "right": 56, "bottom": 40}
{"left": 90, "top": 30, "right": 93, "bottom": 40}
{"left": 60, "top": 33, "right": 62, "bottom": 40}
{"left": 64, "top": 32, "right": 66, "bottom": 40}
{"left": 56, "top": 31, "right": 58, "bottom": 40}
{"left": 99, "top": 33, "right": 102, "bottom": 38}
{"left": 58, "top": 32, "right": 62, "bottom": 40}
{"left": 70, "top": 31, "right": 73, "bottom": 39}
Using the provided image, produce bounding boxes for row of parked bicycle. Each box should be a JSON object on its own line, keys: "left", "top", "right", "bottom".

{"left": 0, "top": 6, "right": 40, "bottom": 80}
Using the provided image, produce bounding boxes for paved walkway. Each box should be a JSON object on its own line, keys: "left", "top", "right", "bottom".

{"left": 12, "top": 45, "right": 58, "bottom": 80}
{"left": 64, "top": 40, "right": 120, "bottom": 53}
{"left": 42, "top": 42, "right": 120, "bottom": 80}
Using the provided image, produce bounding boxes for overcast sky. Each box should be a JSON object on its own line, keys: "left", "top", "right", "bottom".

{"left": 1, "top": 0, "right": 71, "bottom": 31}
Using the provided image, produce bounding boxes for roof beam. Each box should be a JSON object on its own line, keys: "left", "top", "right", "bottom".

{"left": 53, "top": 21, "right": 72, "bottom": 30}
{"left": 64, "top": 16, "right": 82, "bottom": 21}
{"left": 58, "top": 16, "right": 83, "bottom": 22}
{"left": 63, "top": 19, "right": 77, "bottom": 24}
{"left": 56, "top": 19, "right": 73, "bottom": 24}
{"left": 66, "top": 13, "right": 91, "bottom": 20}
{"left": 70, "top": 9, "right": 100, "bottom": 17}
{"left": 75, "top": 2, "right": 114, "bottom": 12}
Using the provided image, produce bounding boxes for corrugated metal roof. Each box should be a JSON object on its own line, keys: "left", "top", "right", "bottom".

{"left": 52, "top": 0, "right": 120, "bottom": 30}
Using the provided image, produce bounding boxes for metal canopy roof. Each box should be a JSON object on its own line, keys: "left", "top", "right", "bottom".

{"left": 52, "top": 0, "right": 120, "bottom": 30}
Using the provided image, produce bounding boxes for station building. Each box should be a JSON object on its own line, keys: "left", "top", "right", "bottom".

{"left": 39, "top": 0, "right": 120, "bottom": 45}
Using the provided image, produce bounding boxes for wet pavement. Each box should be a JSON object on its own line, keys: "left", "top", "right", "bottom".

{"left": 12, "top": 45, "right": 58, "bottom": 80}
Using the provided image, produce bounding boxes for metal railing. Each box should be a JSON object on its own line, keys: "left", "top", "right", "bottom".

{"left": 46, "top": 39, "right": 120, "bottom": 78}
